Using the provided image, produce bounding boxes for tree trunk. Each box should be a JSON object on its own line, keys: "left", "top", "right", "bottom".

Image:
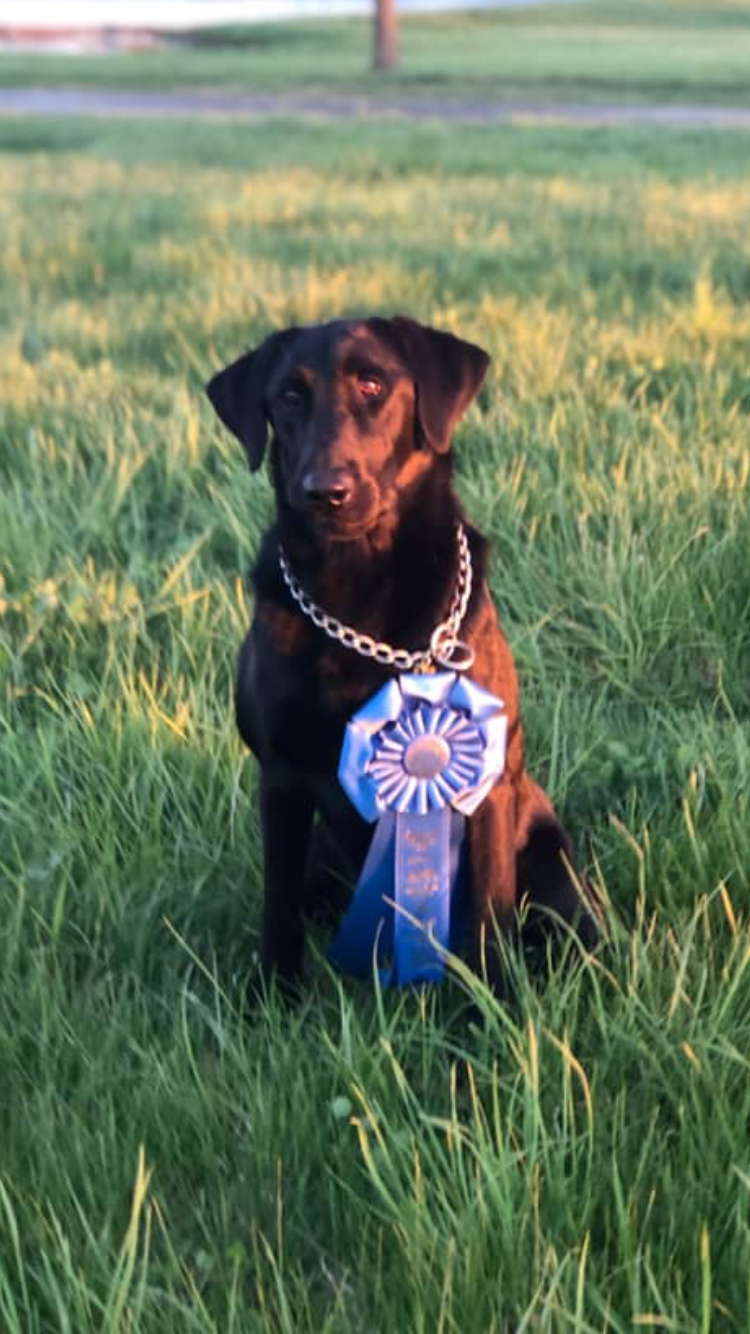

{"left": 373, "top": 0, "right": 398, "bottom": 71}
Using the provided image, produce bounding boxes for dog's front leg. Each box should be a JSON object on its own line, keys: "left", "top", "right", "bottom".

{"left": 466, "top": 780, "right": 519, "bottom": 986}
{"left": 258, "top": 772, "right": 315, "bottom": 992}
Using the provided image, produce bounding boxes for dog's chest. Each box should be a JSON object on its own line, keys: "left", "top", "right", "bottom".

{"left": 266, "top": 666, "right": 380, "bottom": 773}
{"left": 245, "top": 635, "right": 374, "bottom": 773}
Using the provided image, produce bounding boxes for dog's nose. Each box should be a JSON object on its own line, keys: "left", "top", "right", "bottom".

{"left": 302, "top": 470, "right": 354, "bottom": 510}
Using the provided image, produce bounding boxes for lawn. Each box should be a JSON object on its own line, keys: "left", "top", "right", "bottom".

{"left": 1, "top": 1, "right": 750, "bottom": 105}
{"left": 1, "top": 110, "right": 749, "bottom": 1330}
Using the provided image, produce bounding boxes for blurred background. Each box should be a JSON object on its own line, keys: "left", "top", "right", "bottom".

{"left": 1, "top": 0, "right": 749, "bottom": 104}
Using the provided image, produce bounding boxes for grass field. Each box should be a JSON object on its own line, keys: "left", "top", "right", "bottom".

{"left": 1, "top": 107, "right": 750, "bottom": 1331}
{"left": 1, "top": 1, "right": 750, "bottom": 105}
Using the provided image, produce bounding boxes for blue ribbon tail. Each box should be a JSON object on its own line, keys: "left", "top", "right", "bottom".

{"left": 329, "top": 808, "right": 467, "bottom": 988}
{"left": 448, "top": 810, "right": 468, "bottom": 955}
{"left": 394, "top": 807, "right": 452, "bottom": 985}
{"left": 328, "top": 813, "right": 396, "bottom": 982}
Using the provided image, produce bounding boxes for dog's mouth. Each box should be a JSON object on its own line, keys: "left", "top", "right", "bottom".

{"left": 305, "top": 505, "right": 382, "bottom": 542}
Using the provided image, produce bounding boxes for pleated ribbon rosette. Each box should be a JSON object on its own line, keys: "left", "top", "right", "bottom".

{"left": 329, "top": 671, "right": 508, "bottom": 985}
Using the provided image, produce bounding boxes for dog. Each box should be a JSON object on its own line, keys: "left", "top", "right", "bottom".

{"left": 206, "top": 314, "right": 599, "bottom": 993}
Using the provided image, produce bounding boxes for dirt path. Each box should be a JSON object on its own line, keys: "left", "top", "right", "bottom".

{"left": 2, "top": 85, "right": 750, "bottom": 127}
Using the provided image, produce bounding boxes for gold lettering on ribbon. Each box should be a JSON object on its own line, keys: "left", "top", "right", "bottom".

{"left": 403, "top": 827, "right": 435, "bottom": 853}
{"left": 401, "top": 825, "right": 441, "bottom": 898}
{"left": 403, "top": 875, "right": 440, "bottom": 898}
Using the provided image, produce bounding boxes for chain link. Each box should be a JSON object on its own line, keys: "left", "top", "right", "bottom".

{"left": 277, "top": 524, "right": 472, "bottom": 672}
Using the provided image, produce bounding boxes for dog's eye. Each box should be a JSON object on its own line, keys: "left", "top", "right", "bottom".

{"left": 279, "top": 383, "right": 305, "bottom": 407}
{"left": 358, "top": 377, "right": 383, "bottom": 399}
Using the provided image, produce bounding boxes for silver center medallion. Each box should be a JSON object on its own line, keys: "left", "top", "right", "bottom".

{"left": 403, "top": 734, "right": 451, "bottom": 778}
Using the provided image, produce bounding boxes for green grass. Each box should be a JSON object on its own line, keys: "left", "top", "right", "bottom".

{"left": 1, "top": 1, "right": 750, "bottom": 105}
{"left": 1, "top": 111, "right": 749, "bottom": 1330}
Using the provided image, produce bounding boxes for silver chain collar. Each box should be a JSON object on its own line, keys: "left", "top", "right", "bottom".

{"left": 277, "top": 522, "right": 475, "bottom": 673}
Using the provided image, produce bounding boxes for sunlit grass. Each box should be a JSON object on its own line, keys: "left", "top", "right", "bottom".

{"left": 0, "top": 117, "right": 749, "bottom": 1330}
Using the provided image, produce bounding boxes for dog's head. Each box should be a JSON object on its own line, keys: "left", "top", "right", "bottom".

{"left": 206, "top": 315, "right": 489, "bottom": 540}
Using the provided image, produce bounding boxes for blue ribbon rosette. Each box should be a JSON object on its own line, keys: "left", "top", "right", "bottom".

{"left": 329, "top": 671, "right": 508, "bottom": 986}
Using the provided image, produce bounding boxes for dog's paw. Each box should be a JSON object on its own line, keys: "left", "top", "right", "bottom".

{"left": 244, "top": 952, "right": 304, "bottom": 1015}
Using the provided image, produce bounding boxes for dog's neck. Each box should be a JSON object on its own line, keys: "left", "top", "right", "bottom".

{"left": 256, "top": 461, "right": 473, "bottom": 652}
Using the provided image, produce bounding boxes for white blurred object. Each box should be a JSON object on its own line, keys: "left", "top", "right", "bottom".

{"left": 0, "top": 0, "right": 562, "bottom": 31}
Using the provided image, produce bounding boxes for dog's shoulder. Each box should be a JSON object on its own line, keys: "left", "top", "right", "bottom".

{"left": 251, "top": 524, "right": 286, "bottom": 602}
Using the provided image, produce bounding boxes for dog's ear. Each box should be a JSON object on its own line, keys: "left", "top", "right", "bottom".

{"left": 205, "top": 329, "right": 294, "bottom": 471}
{"left": 371, "top": 315, "right": 490, "bottom": 453}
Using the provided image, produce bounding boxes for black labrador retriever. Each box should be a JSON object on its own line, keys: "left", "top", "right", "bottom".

{"left": 206, "top": 315, "right": 598, "bottom": 992}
